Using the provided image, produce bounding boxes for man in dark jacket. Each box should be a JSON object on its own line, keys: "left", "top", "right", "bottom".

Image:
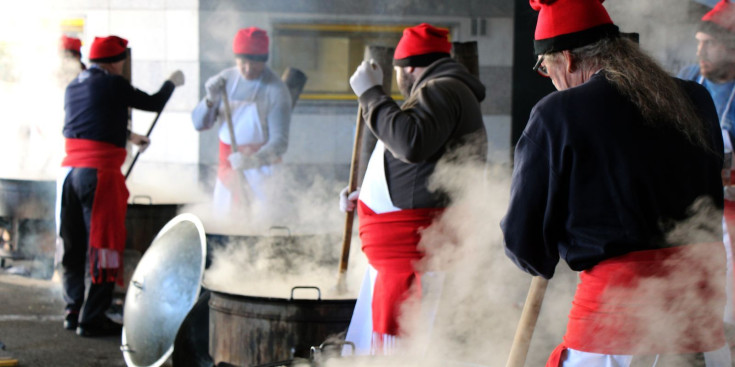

{"left": 340, "top": 23, "right": 487, "bottom": 354}
{"left": 501, "top": 0, "right": 729, "bottom": 365}
{"left": 59, "top": 35, "right": 184, "bottom": 337}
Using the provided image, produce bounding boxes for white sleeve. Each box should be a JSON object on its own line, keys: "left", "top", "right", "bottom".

{"left": 191, "top": 98, "right": 219, "bottom": 131}
{"left": 250, "top": 80, "right": 292, "bottom": 165}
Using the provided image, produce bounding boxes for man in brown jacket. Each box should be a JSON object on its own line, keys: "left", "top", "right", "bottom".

{"left": 340, "top": 23, "right": 487, "bottom": 354}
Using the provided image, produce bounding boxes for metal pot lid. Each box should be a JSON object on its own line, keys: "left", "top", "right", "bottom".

{"left": 121, "top": 213, "right": 206, "bottom": 367}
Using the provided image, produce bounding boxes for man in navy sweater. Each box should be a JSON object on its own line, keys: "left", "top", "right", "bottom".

{"left": 58, "top": 35, "right": 184, "bottom": 337}
{"left": 502, "top": 0, "right": 729, "bottom": 365}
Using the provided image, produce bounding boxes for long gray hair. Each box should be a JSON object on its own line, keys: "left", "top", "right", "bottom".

{"left": 548, "top": 36, "right": 711, "bottom": 150}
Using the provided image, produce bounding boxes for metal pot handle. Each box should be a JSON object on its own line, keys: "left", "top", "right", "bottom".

{"left": 120, "top": 344, "right": 135, "bottom": 353}
{"left": 269, "top": 225, "right": 291, "bottom": 237}
{"left": 310, "top": 340, "right": 356, "bottom": 359}
{"left": 131, "top": 279, "right": 144, "bottom": 290}
{"left": 290, "top": 286, "right": 321, "bottom": 300}
{"left": 131, "top": 195, "right": 153, "bottom": 205}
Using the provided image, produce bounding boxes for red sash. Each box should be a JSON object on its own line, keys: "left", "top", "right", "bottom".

{"left": 547, "top": 242, "right": 727, "bottom": 366}
{"left": 62, "top": 138, "right": 128, "bottom": 284}
{"left": 357, "top": 200, "right": 443, "bottom": 337}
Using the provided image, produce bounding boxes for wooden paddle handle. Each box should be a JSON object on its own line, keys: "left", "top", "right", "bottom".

{"left": 506, "top": 276, "right": 549, "bottom": 367}
{"left": 124, "top": 109, "right": 163, "bottom": 180}
{"left": 338, "top": 106, "right": 365, "bottom": 278}
{"left": 336, "top": 45, "right": 393, "bottom": 293}
{"left": 221, "top": 91, "right": 238, "bottom": 152}
{"left": 221, "top": 89, "right": 251, "bottom": 207}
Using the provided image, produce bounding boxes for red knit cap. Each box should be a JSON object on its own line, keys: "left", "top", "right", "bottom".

{"left": 531, "top": 0, "right": 619, "bottom": 55}
{"left": 233, "top": 27, "right": 269, "bottom": 61}
{"left": 700, "top": 0, "right": 735, "bottom": 44}
{"left": 393, "top": 23, "right": 451, "bottom": 67}
{"left": 59, "top": 35, "right": 82, "bottom": 54}
{"left": 89, "top": 35, "right": 128, "bottom": 63}
{"left": 703, "top": 0, "right": 735, "bottom": 31}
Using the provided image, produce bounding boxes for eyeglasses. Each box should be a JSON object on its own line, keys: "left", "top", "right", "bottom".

{"left": 533, "top": 55, "right": 549, "bottom": 77}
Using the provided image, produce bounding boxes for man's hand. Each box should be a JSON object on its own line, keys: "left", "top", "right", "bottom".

{"left": 205, "top": 75, "right": 226, "bottom": 104}
{"left": 129, "top": 132, "right": 150, "bottom": 153}
{"left": 339, "top": 186, "right": 360, "bottom": 212}
{"left": 228, "top": 151, "right": 257, "bottom": 171}
{"left": 168, "top": 70, "right": 185, "bottom": 87}
{"left": 349, "top": 59, "right": 383, "bottom": 97}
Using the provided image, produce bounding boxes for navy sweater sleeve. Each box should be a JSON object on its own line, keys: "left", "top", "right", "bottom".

{"left": 64, "top": 68, "right": 175, "bottom": 148}
{"left": 117, "top": 76, "right": 175, "bottom": 112}
{"left": 501, "top": 105, "right": 563, "bottom": 279}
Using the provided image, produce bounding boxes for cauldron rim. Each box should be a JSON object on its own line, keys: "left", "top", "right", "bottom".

{"left": 204, "top": 285, "right": 357, "bottom": 304}
{"left": 0, "top": 177, "right": 55, "bottom": 183}
{"left": 204, "top": 229, "right": 341, "bottom": 238}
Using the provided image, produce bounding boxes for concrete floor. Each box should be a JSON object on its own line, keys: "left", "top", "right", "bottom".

{"left": 5, "top": 258, "right": 735, "bottom": 367}
{"left": 0, "top": 263, "right": 131, "bottom": 367}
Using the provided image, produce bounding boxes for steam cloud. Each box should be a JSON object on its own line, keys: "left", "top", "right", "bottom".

{"left": 0, "top": 5, "right": 68, "bottom": 180}
{"left": 200, "top": 169, "right": 367, "bottom": 300}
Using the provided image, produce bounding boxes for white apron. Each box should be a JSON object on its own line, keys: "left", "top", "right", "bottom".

{"left": 212, "top": 76, "right": 280, "bottom": 222}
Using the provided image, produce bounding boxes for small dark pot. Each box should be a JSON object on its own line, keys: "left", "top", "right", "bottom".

{"left": 125, "top": 195, "right": 180, "bottom": 254}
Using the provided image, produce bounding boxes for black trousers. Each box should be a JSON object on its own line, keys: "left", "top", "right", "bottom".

{"left": 59, "top": 167, "right": 115, "bottom": 327}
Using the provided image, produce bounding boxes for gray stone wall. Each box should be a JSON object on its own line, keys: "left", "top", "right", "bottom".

{"left": 199, "top": 0, "right": 511, "bottom": 17}
{"left": 197, "top": 1, "right": 515, "bottom": 169}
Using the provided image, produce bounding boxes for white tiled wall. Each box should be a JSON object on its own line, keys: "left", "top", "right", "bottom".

{"left": 109, "top": 0, "right": 167, "bottom": 9}
{"left": 166, "top": 10, "right": 199, "bottom": 61}
{"left": 131, "top": 111, "right": 199, "bottom": 164}
{"left": 109, "top": 12, "right": 167, "bottom": 60}
{"left": 74, "top": 2, "right": 201, "bottom": 164}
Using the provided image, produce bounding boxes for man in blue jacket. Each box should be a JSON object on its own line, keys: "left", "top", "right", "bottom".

{"left": 679, "top": 0, "right": 735, "bottom": 329}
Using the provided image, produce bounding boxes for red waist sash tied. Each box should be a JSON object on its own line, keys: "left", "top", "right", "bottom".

{"left": 357, "top": 200, "right": 443, "bottom": 337}
{"left": 62, "top": 138, "right": 128, "bottom": 284}
{"left": 546, "top": 242, "right": 727, "bottom": 366}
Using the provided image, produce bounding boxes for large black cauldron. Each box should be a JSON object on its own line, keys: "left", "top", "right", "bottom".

{"left": 208, "top": 286, "right": 355, "bottom": 367}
